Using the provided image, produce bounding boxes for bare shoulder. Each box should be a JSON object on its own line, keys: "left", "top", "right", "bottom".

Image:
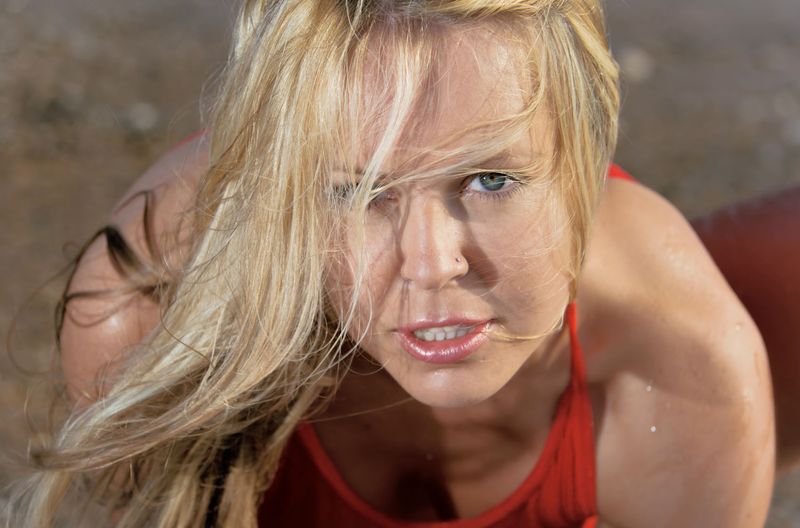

{"left": 111, "top": 130, "right": 209, "bottom": 239}
{"left": 60, "top": 132, "right": 208, "bottom": 404}
{"left": 579, "top": 178, "right": 775, "bottom": 527}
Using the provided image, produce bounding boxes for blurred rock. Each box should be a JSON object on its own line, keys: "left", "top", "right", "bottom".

{"left": 618, "top": 45, "right": 655, "bottom": 84}
{"left": 126, "top": 101, "right": 160, "bottom": 133}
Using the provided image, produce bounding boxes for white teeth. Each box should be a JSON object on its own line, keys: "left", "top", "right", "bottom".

{"left": 413, "top": 325, "right": 473, "bottom": 342}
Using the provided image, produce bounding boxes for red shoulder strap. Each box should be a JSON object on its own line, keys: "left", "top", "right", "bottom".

{"left": 565, "top": 303, "right": 597, "bottom": 513}
{"left": 609, "top": 163, "right": 635, "bottom": 182}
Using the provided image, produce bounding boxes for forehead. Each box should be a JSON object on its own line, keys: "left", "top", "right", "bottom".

{"left": 345, "top": 23, "right": 550, "bottom": 173}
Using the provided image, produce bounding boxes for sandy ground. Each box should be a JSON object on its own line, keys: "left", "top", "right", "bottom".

{"left": 1, "top": 0, "right": 798, "bottom": 524}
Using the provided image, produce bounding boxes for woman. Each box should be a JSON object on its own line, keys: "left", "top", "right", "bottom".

{"left": 8, "top": 1, "right": 774, "bottom": 527}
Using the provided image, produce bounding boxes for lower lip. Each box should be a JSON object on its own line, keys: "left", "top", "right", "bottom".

{"left": 396, "top": 322, "right": 491, "bottom": 364}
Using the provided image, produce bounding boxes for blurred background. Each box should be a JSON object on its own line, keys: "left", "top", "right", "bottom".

{"left": 1, "top": 0, "right": 798, "bottom": 523}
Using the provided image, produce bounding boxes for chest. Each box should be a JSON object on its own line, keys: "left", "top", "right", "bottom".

{"left": 310, "top": 421, "right": 552, "bottom": 522}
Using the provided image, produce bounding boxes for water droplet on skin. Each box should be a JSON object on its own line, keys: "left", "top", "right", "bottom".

{"left": 645, "top": 385, "right": 652, "bottom": 392}
{"left": 650, "top": 426, "right": 657, "bottom": 433}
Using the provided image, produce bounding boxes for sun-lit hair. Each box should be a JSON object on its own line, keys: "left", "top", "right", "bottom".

{"left": 6, "top": 1, "right": 618, "bottom": 526}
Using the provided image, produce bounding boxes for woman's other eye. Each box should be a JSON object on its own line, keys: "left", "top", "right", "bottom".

{"left": 464, "top": 172, "right": 519, "bottom": 194}
{"left": 330, "top": 183, "right": 355, "bottom": 204}
{"left": 328, "top": 182, "right": 397, "bottom": 210}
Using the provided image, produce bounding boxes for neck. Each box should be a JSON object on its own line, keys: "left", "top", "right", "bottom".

{"left": 319, "top": 324, "right": 573, "bottom": 454}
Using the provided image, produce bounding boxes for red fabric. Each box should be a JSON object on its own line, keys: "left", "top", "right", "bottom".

{"left": 257, "top": 165, "right": 636, "bottom": 526}
{"left": 608, "top": 163, "right": 635, "bottom": 182}
{"left": 171, "top": 128, "right": 207, "bottom": 150}
{"left": 259, "top": 304, "right": 597, "bottom": 527}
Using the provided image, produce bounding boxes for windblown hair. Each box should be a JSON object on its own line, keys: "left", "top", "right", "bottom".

{"left": 6, "top": 1, "right": 618, "bottom": 526}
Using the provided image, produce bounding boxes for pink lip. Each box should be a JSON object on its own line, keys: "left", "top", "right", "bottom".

{"left": 395, "top": 318, "right": 492, "bottom": 364}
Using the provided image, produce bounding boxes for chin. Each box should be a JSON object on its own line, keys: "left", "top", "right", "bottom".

{"left": 398, "top": 369, "right": 507, "bottom": 409}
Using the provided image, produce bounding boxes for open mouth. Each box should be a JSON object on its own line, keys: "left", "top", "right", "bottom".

{"left": 412, "top": 324, "right": 474, "bottom": 342}
{"left": 397, "top": 321, "right": 491, "bottom": 364}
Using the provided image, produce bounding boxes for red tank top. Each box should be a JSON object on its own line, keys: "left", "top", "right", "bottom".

{"left": 257, "top": 165, "right": 635, "bottom": 527}
{"left": 259, "top": 304, "right": 597, "bottom": 528}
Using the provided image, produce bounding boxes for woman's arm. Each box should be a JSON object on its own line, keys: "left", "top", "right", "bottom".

{"left": 587, "top": 180, "right": 775, "bottom": 527}
{"left": 59, "top": 132, "right": 208, "bottom": 405}
{"left": 692, "top": 187, "right": 800, "bottom": 472}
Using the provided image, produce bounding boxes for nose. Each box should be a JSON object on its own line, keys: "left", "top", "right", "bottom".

{"left": 398, "top": 195, "right": 468, "bottom": 290}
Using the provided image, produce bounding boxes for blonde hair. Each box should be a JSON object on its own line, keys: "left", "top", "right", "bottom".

{"left": 6, "top": 1, "right": 618, "bottom": 526}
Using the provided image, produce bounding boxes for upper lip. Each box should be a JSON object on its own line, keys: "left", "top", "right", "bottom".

{"left": 395, "top": 317, "right": 491, "bottom": 333}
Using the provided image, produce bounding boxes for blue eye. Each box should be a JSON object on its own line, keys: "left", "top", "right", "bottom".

{"left": 466, "top": 172, "right": 514, "bottom": 192}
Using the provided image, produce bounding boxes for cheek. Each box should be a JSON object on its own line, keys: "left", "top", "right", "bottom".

{"left": 474, "top": 208, "right": 571, "bottom": 323}
{"left": 509, "top": 232, "right": 569, "bottom": 296}
{"left": 501, "top": 252, "right": 571, "bottom": 326}
{"left": 324, "top": 227, "right": 397, "bottom": 334}
{"left": 324, "top": 257, "right": 350, "bottom": 323}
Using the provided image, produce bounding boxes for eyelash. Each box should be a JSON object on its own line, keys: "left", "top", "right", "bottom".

{"left": 461, "top": 172, "right": 525, "bottom": 203}
{"left": 331, "top": 171, "right": 525, "bottom": 209}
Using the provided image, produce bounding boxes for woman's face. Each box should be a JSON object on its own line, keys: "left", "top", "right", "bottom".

{"left": 327, "top": 29, "right": 571, "bottom": 408}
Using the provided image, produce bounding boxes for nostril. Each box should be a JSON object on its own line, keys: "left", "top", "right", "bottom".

{"left": 397, "top": 198, "right": 468, "bottom": 289}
